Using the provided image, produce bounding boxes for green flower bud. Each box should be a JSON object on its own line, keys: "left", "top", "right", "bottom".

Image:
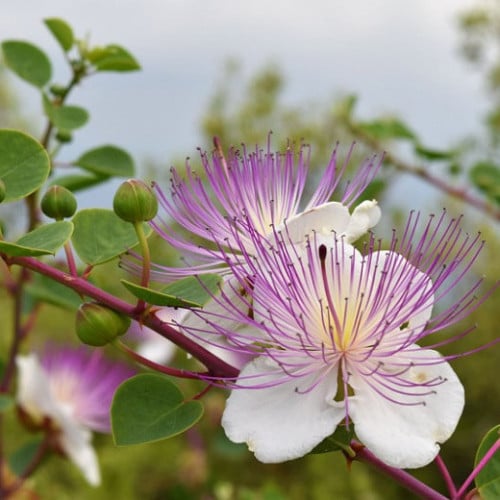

{"left": 41, "top": 185, "right": 77, "bottom": 220}
{"left": 49, "top": 83, "right": 67, "bottom": 97}
{"left": 113, "top": 179, "right": 158, "bottom": 222}
{"left": 0, "top": 179, "right": 6, "bottom": 203}
{"left": 55, "top": 130, "right": 73, "bottom": 143}
{"left": 75, "top": 302, "right": 131, "bottom": 347}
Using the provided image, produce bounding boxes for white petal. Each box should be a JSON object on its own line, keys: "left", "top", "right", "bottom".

{"left": 58, "top": 418, "right": 101, "bottom": 486}
{"left": 131, "top": 308, "right": 181, "bottom": 364}
{"left": 281, "top": 202, "right": 351, "bottom": 243}
{"left": 348, "top": 349, "right": 464, "bottom": 469}
{"left": 222, "top": 357, "right": 344, "bottom": 463}
{"left": 369, "top": 250, "right": 434, "bottom": 343}
{"left": 16, "top": 355, "right": 59, "bottom": 422}
{"left": 343, "top": 200, "right": 381, "bottom": 243}
{"left": 136, "top": 335, "right": 177, "bottom": 365}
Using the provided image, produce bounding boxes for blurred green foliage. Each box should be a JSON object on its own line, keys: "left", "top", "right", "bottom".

{"left": 458, "top": 0, "right": 500, "bottom": 143}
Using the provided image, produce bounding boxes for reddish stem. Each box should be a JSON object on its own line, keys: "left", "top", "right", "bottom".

{"left": 63, "top": 242, "right": 78, "bottom": 277}
{"left": 435, "top": 454, "right": 458, "bottom": 498}
{"left": 349, "top": 123, "right": 500, "bottom": 221}
{"left": 6, "top": 255, "right": 239, "bottom": 379}
{"left": 455, "top": 437, "right": 500, "bottom": 499}
{"left": 117, "top": 341, "right": 204, "bottom": 380}
{"left": 1, "top": 431, "right": 52, "bottom": 498}
{"left": 351, "top": 442, "right": 448, "bottom": 500}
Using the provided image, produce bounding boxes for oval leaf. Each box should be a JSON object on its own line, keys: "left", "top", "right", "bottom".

{"left": 74, "top": 145, "right": 135, "bottom": 177}
{"left": 43, "top": 96, "right": 89, "bottom": 130}
{"left": 44, "top": 18, "right": 74, "bottom": 52}
{"left": 71, "top": 209, "right": 149, "bottom": 265}
{"left": 26, "top": 273, "right": 82, "bottom": 310}
{"left": 121, "top": 280, "right": 200, "bottom": 308}
{"left": 475, "top": 425, "right": 500, "bottom": 499}
{"left": 414, "top": 144, "right": 455, "bottom": 161}
{"left": 0, "top": 221, "right": 73, "bottom": 257}
{"left": 470, "top": 162, "right": 500, "bottom": 189}
{"left": 2, "top": 40, "right": 52, "bottom": 87}
{"left": 112, "top": 373, "right": 203, "bottom": 445}
{"left": 121, "top": 274, "right": 221, "bottom": 308}
{"left": 87, "top": 44, "right": 140, "bottom": 72}
{"left": 0, "top": 130, "right": 50, "bottom": 202}
{"left": 358, "top": 118, "right": 416, "bottom": 141}
{"left": 163, "top": 274, "right": 222, "bottom": 305}
{"left": 9, "top": 436, "right": 45, "bottom": 476}
{"left": 50, "top": 173, "right": 108, "bottom": 192}
{"left": 470, "top": 162, "right": 500, "bottom": 204}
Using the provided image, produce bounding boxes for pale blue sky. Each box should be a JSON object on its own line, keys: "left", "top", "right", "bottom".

{"left": 0, "top": 0, "right": 485, "bottom": 209}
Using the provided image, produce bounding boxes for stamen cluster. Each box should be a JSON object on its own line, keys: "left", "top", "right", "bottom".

{"left": 148, "top": 138, "right": 491, "bottom": 469}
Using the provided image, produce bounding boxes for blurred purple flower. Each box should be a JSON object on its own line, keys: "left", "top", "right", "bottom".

{"left": 16, "top": 345, "right": 135, "bottom": 485}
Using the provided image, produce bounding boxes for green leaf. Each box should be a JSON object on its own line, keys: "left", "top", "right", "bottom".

{"left": 86, "top": 44, "right": 140, "bottom": 72}
{"left": 121, "top": 274, "right": 221, "bottom": 308}
{"left": 43, "top": 95, "right": 89, "bottom": 130}
{"left": 474, "top": 425, "right": 500, "bottom": 499}
{"left": 9, "top": 436, "right": 45, "bottom": 476}
{"left": 71, "top": 209, "right": 149, "bottom": 265}
{"left": 0, "top": 394, "right": 14, "bottom": 413}
{"left": 74, "top": 145, "right": 135, "bottom": 177}
{"left": 1, "top": 40, "right": 52, "bottom": 87}
{"left": 121, "top": 280, "right": 201, "bottom": 308}
{"left": 50, "top": 173, "right": 108, "bottom": 192}
{"left": 0, "top": 130, "right": 50, "bottom": 202}
{"left": 414, "top": 144, "right": 455, "bottom": 161}
{"left": 334, "top": 94, "right": 358, "bottom": 120}
{"left": 358, "top": 118, "right": 416, "bottom": 141}
{"left": 0, "top": 221, "right": 73, "bottom": 257}
{"left": 163, "top": 274, "right": 222, "bottom": 305}
{"left": 52, "top": 105, "right": 89, "bottom": 130}
{"left": 309, "top": 425, "right": 354, "bottom": 455}
{"left": 470, "top": 162, "right": 500, "bottom": 204}
{"left": 26, "top": 273, "right": 82, "bottom": 310}
{"left": 44, "top": 18, "right": 74, "bottom": 52}
{"left": 112, "top": 373, "right": 203, "bottom": 445}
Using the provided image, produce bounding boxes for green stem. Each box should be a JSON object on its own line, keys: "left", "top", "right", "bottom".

{"left": 134, "top": 222, "right": 151, "bottom": 289}
{"left": 133, "top": 221, "right": 150, "bottom": 312}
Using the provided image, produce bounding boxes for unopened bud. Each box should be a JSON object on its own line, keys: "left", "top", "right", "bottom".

{"left": 75, "top": 302, "right": 131, "bottom": 346}
{"left": 113, "top": 179, "right": 158, "bottom": 222}
{"left": 41, "top": 185, "right": 77, "bottom": 220}
{"left": 49, "top": 83, "right": 66, "bottom": 97}
{"left": 55, "top": 130, "right": 73, "bottom": 143}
